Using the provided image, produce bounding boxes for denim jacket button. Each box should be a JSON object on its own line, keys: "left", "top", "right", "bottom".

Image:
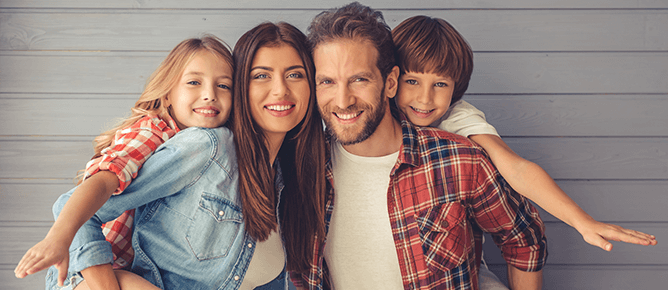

{"left": 218, "top": 210, "right": 224, "bottom": 216}
{"left": 248, "top": 243, "right": 253, "bottom": 248}
{"left": 234, "top": 275, "right": 240, "bottom": 281}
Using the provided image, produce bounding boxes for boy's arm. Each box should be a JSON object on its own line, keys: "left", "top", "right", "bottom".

{"left": 470, "top": 133, "right": 657, "bottom": 250}
{"left": 507, "top": 266, "right": 542, "bottom": 290}
{"left": 14, "top": 171, "right": 119, "bottom": 287}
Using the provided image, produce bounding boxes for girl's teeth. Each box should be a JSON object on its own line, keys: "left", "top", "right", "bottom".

{"left": 195, "top": 109, "right": 217, "bottom": 114}
{"left": 266, "top": 105, "right": 293, "bottom": 111}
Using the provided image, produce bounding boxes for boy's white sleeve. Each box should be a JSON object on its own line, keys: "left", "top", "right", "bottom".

{"left": 436, "top": 100, "right": 500, "bottom": 138}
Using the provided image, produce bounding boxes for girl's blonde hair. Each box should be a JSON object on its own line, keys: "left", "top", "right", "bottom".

{"left": 90, "top": 35, "right": 233, "bottom": 161}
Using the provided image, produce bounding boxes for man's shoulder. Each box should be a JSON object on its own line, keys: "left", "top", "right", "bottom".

{"left": 413, "top": 125, "right": 482, "bottom": 151}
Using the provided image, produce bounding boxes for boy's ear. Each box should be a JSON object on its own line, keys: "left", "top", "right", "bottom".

{"left": 384, "top": 65, "right": 401, "bottom": 99}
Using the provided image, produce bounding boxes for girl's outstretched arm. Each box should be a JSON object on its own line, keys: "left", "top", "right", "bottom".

{"left": 469, "top": 133, "right": 657, "bottom": 251}
{"left": 14, "top": 171, "right": 120, "bottom": 286}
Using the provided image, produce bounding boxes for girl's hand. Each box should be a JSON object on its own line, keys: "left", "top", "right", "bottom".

{"left": 14, "top": 234, "right": 70, "bottom": 286}
{"left": 578, "top": 219, "right": 657, "bottom": 251}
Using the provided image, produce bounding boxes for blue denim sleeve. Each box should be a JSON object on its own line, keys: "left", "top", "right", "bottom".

{"left": 60, "top": 127, "right": 234, "bottom": 273}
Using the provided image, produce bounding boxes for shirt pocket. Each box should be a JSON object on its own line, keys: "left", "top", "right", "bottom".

{"left": 186, "top": 192, "right": 243, "bottom": 261}
{"left": 416, "top": 202, "right": 470, "bottom": 273}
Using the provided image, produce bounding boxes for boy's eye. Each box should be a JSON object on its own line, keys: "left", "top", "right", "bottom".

{"left": 187, "top": 81, "right": 200, "bottom": 85}
{"left": 218, "top": 84, "right": 231, "bottom": 90}
{"left": 405, "top": 79, "right": 417, "bottom": 85}
{"left": 435, "top": 82, "right": 449, "bottom": 87}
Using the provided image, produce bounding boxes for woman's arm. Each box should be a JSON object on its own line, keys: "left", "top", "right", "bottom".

{"left": 470, "top": 134, "right": 656, "bottom": 250}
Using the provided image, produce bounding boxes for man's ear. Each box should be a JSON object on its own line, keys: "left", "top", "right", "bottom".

{"left": 384, "top": 65, "right": 400, "bottom": 99}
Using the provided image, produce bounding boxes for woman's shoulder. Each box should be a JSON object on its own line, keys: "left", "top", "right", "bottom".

{"left": 161, "top": 127, "right": 235, "bottom": 158}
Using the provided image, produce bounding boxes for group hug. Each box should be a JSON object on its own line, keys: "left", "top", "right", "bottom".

{"left": 13, "top": 2, "right": 657, "bottom": 290}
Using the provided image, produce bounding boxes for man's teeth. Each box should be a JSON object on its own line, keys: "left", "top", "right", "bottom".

{"left": 337, "top": 112, "right": 360, "bottom": 120}
{"left": 266, "top": 105, "right": 293, "bottom": 111}
{"left": 195, "top": 109, "right": 218, "bottom": 114}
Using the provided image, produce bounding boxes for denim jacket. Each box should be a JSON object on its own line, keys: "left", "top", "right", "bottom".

{"left": 47, "top": 127, "right": 287, "bottom": 290}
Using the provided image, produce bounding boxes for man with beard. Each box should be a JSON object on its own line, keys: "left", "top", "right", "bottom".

{"left": 292, "top": 2, "right": 548, "bottom": 290}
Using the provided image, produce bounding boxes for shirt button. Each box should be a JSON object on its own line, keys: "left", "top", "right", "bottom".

{"left": 218, "top": 210, "right": 224, "bottom": 216}
{"left": 110, "top": 153, "right": 117, "bottom": 158}
{"left": 441, "top": 220, "right": 449, "bottom": 228}
{"left": 234, "top": 275, "right": 240, "bottom": 281}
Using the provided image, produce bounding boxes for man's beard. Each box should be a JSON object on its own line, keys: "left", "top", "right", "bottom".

{"left": 321, "top": 85, "right": 387, "bottom": 146}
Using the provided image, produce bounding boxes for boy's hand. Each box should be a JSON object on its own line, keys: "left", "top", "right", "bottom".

{"left": 578, "top": 220, "right": 657, "bottom": 251}
{"left": 14, "top": 234, "right": 71, "bottom": 286}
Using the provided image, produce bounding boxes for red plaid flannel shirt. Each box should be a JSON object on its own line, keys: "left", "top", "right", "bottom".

{"left": 292, "top": 120, "right": 547, "bottom": 290}
{"left": 84, "top": 115, "right": 179, "bottom": 268}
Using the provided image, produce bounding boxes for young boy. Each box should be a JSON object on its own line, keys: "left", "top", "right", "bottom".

{"left": 391, "top": 15, "right": 657, "bottom": 288}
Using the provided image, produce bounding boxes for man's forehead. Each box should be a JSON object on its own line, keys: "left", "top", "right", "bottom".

{"left": 313, "top": 38, "right": 379, "bottom": 77}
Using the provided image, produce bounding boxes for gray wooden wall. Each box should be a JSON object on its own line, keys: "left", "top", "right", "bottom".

{"left": 1, "top": 1, "right": 667, "bottom": 289}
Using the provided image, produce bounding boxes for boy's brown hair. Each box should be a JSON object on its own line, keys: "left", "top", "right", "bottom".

{"left": 392, "top": 15, "right": 473, "bottom": 105}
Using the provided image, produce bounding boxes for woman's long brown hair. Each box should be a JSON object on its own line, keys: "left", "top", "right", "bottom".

{"left": 232, "top": 22, "right": 326, "bottom": 273}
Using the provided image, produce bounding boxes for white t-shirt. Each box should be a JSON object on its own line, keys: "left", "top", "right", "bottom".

{"left": 238, "top": 230, "right": 285, "bottom": 290}
{"left": 324, "top": 141, "right": 404, "bottom": 290}
{"left": 435, "top": 100, "right": 499, "bottom": 138}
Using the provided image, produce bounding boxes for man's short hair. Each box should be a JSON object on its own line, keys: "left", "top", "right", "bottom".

{"left": 307, "top": 1, "right": 395, "bottom": 79}
{"left": 392, "top": 15, "right": 474, "bottom": 105}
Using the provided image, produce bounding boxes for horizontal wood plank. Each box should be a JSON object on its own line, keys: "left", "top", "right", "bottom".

{"left": 535, "top": 180, "right": 668, "bottom": 223}
{"left": 0, "top": 182, "right": 75, "bottom": 222}
{"left": 483, "top": 223, "right": 668, "bottom": 265}
{"left": 0, "top": 225, "right": 50, "bottom": 266}
{"left": 2, "top": 138, "right": 667, "bottom": 179}
{"left": 466, "top": 95, "right": 668, "bottom": 137}
{"left": 2, "top": 10, "right": 666, "bottom": 51}
{"left": 0, "top": 268, "right": 47, "bottom": 290}
{"left": 2, "top": 52, "right": 667, "bottom": 94}
{"left": 2, "top": 0, "right": 667, "bottom": 9}
{"left": 487, "top": 264, "right": 668, "bottom": 290}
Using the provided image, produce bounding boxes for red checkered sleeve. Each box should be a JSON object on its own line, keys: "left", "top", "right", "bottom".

{"left": 85, "top": 115, "right": 178, "bottom": 269}
{"left": 84, "top": 115, "right": 178, "bottom": 194}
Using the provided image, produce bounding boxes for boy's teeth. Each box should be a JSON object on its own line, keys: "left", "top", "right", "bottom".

{"left": 266, "top": 105, "right": 293, "bottom": 111}
{"left": 413, "top": 107, "right": 432, "bottom": 113}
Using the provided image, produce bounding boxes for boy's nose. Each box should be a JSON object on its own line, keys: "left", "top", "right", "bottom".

{"left": 416, "top": 88, "right": 433, "bottom": 104}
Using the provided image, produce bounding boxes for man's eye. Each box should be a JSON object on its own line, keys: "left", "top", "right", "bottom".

{"left": 319, "top": 79, "right": 332, "bottom": 85}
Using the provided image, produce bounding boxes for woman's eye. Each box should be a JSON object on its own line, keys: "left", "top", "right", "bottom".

{"left": 405, "top": 79, "right": 417, "bottom": 85}
{"left": 187, "top": 81, "right": 200, "bottom": 85}
{"left": 253, "top": 73, "right": 268, "bottom": 79}
{"left": 288, "top": 72, "right": 303, "bottom": 78}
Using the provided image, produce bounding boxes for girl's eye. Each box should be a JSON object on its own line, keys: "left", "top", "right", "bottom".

{"left": 435, "top": 82, "right": 449, "bottom": 87}
{"left": 405, "top": 79, "right": 417, "bottom": 85}
{"left": 187, "top": 81, "right": 200, "bottom": 85}
{"left": 218, "top": 84, "right": 231, "bottom": 90}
